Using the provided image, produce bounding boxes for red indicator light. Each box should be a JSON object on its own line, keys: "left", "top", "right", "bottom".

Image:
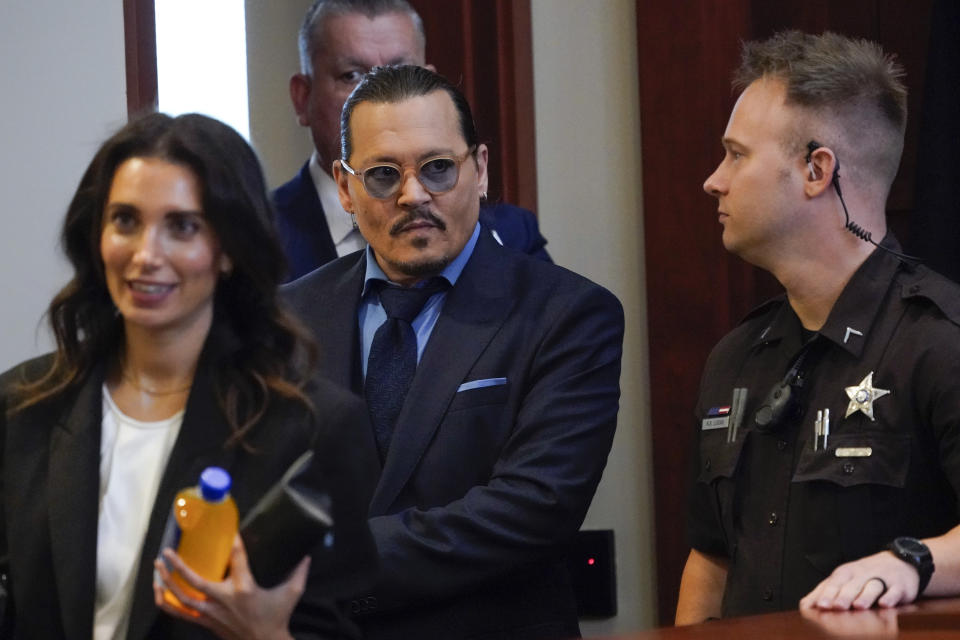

{"left": 587, "top": 557, "right": 595, "bottom": 566}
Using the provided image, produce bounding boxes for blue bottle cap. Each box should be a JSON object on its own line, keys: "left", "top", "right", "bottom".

{"left": 199, "top": 467, "right": 232, "bottom": 502}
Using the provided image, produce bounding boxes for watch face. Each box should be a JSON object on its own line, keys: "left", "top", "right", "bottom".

{"left": 899, "top": 537, "right": 927, "bottom": 556}
{"left": 891, "top": 537, "right": 934, "bottom": 595}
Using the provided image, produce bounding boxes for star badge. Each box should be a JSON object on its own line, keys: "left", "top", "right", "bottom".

{"left": 844, "top": 371, "right": 890, "bottom": 421}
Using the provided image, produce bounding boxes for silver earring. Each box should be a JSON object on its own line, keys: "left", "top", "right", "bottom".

{"left": 480, "top": 192, "right": 488, "bottom": 201}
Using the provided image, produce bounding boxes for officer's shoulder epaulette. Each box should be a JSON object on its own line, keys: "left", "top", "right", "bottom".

{"left": 899, "top": 264, "right": 960, "bottom": 329}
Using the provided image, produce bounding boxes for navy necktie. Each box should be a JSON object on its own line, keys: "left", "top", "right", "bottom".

{"left": 365, "top": 278, "right": 449, "bottom": 461}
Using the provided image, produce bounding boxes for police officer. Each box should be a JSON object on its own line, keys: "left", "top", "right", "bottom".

{"left": 676, "top": 31, "right": 960, "bottom": 623}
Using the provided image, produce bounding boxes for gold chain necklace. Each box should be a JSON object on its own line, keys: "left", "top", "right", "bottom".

{"left": 121, "top": 370, "right": 192, "bottom": 396}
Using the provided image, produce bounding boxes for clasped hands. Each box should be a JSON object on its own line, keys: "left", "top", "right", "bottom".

{"left": 800, "top": 549, "right": 919, "bottom": 611}
{"left": 153, "top": 535, "right": 311, "bottom": 640}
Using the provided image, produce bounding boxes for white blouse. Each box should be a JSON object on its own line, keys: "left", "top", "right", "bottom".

{"left": 93, "top": 386, "right": 184, "bottom": 640}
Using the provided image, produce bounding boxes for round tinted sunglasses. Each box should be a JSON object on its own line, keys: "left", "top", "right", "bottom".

{"left": 339, "top": 146, "right": 477, "bottom": 200}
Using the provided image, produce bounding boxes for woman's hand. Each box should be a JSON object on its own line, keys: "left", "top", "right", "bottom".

{"left": 154, "top": 535, "right": 311, "bottom": 640}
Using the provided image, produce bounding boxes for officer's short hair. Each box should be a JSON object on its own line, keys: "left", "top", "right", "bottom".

{"left": 735, "top": 30, "right": 907, "bottom": 190}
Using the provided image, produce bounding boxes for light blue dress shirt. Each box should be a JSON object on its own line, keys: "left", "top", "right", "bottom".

{"left": 359, "top": 222, "right": 480, "bottom": 380}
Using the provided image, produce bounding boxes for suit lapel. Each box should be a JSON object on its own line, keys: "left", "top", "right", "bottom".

{"left": 125, "top": 340, "right": 239, "bottom": 640}
{"left": 370, "top": 234, "right": 517, "bottom": 513}
{"left": 292, "top": 164, "right": 337, "bottom": 266}
{"left": 47, "top": 371, "right": 102, "bottom": 639}
{"left": 304, "top": 253, "right": 366, "bottom": 392}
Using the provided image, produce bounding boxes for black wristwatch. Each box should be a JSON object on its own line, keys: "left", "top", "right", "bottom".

{"left": 887, "top": 536, "right": 935, "bottom": 596}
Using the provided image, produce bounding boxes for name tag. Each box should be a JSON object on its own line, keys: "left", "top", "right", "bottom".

{"left": 702, "top": 417, "right": 729, "bottom": 431}
{"left": 835, "top": 447, "right": 872, "bottom": 457}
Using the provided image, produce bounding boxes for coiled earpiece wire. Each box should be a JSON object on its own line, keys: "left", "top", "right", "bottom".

{"left": 806, "top": 140, "right": 920, "bottom": 262}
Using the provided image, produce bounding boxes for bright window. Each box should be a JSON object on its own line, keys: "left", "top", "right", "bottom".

{"left": 155, "top": 0, "right": 250, "bottom": 139}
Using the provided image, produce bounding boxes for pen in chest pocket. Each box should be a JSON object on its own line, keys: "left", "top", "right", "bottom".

{"left": 727, "top": 387, "right": 747, "bottom": 443}
{"left": 813, "top": 408, "right": 830, "bottom": 451}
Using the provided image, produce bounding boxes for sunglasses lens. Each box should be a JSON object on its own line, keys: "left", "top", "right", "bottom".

{"left": 418, "top": 158, "right": 458, "bottom": 193}
{"left": 362, "top": 165, "right": 402, "bottom": 198}
{"left": 358, "top": 155, "right": 463, "bottom": 198}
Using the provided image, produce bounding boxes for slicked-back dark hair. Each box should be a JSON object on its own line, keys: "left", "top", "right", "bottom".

{"left": 339, "top": 64, "right": 479, "bottom": 162}
{"left": 734, "top": 30, "right": 907, "bottom": 189}
{"left": 298, "top": 0, "right": 425, "bottom": 75}
{"left": 12, "top": 113, "right": 317, "bottom": 445}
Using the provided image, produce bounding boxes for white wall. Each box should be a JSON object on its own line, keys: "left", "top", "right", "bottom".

{"left": 0, "top": 1, "right": 128, "bottom": 370}
{"left": 531, "top": 0, "right": 656, "bottom": 634}
{"left": 245, "top": 0, "right": 314, "bottom": 189}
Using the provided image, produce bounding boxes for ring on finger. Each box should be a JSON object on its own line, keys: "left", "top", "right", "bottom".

{"left": 868, "top": 576, "right": 888, "bottom": 594}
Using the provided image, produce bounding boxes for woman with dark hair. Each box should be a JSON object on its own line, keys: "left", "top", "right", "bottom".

{"left": 0, "top": 113, "right": 377, "bottom": 639}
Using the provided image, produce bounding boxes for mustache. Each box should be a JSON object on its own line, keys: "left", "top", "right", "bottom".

{"left": 389, "top": 208, "right": 446, "bottom": 236}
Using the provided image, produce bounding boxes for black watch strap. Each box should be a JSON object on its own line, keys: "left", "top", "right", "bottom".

{"left": 888, "top": 536, "right": 935, "bottom": 596}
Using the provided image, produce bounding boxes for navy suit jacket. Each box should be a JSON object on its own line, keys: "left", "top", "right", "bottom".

{"left": 283, "top": 232, "right": 624, "bottom": 639}
{"left": 0, "top": 330, "right": 379, "bottom": 640}
{"left": 273, "top": 162, "right": 551, "bottom": 282}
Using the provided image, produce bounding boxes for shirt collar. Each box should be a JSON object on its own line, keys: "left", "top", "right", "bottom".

{"left": 747, "top": 296, "right": 798, "bottom": 351}
{"left": 817, "top": 234, "right": 904, "bottom": 356}
{"left": 748, "top": 234, "right": 904, "bottom": 357}
{"left": 308, "top": 151, "right": 356, "bottom": 245}
{"left": 362, "top": 222, "right": 481, "bottom": 295}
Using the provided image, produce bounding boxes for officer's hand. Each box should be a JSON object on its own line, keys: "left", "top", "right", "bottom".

{"left": 799, "top": 550, "right": 919, "bottom": 610}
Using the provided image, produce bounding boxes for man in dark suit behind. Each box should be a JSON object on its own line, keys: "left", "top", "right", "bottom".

{"left": 276, "top": 0, "right": 550, "bottom": 282}
{"left": 283, "top": 65, "right": 624, "bottom": 639}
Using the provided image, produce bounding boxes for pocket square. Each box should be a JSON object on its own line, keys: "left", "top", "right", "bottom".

{"left": 457, "top": 377, "right": 508, "bottom": 392}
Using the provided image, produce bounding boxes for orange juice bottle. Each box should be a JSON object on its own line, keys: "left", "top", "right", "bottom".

{"left": 160, "top": 466, "right": 238, "bottom": 614}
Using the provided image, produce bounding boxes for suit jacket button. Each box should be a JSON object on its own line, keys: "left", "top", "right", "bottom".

{"left": 350, "top": 599, "right": 361, "bottom": 614}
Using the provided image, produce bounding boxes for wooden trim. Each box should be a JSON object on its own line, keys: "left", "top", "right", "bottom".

{"left": 460, "top": 1, "right": 476, "bottom": 105}
{"left": 412, "top": 0, "right": 536, "bottom": 213}
{"left": 637, "top": 0, "right": 753, "bottom": 624}
{"left": 500, "top": 0, "right": 537, "bottom": 211}
{"left": 122, "top": 0, "right": 158, "bottom": 117}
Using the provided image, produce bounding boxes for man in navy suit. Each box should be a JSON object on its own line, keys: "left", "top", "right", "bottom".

{"left": 283, "top": 65, "right": 623, "bottom": 639}
{"left": 275, "top": 0, "right": 550, "bottom": 282}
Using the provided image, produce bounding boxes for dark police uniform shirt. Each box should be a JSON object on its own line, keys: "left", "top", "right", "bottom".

{"left": 688, "top": 236, "right": 960, "bottom": 617}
